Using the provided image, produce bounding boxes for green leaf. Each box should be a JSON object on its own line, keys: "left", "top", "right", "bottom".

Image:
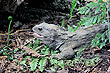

{"left": 41, "top": 49, "right": 44, "bottom": 54}
{"left": 30, "top": 58, "right": 39, "bottom": 71}
{"left": 81, "top": 7, "right": 88, "bottom": 14}
{"left": 96, "top": 40, "right": 100, "bottom": 44}
{"left": 77, "top": 7, "right": 85, "bottom": 11}
{"left": 20, "top": 60, "right": 27, "bottom": 66}
{"left": 44, "top": 48, "right": 50, "bottom": 55}
{"left": 101, "top": 12, "right": 106, "bottom": 16}
{"left": 97, "top": 14, "right": 101, "bottom": 23}
{"left": 51, "top": 50, "right": 58, "bottom": 54}
{"left": 14, "top": 48, "right": 19, "bottom": 53}
{"left": 57, "top": 60, "right": 65, "bottom": 69}
{"left": 93, "top": 43, "right": 97, "bottom": 47}
{"left": 101, "top": 3, "right": 106, "bottom": 11}
{"left": 105, "top": 31, "right": 108, "bottom": 36}
{"left": 93, "top": 16, "right": 98, "bottom": 24}
{"left": 87, "top": 2, "right": 96, "bottom": 8}
{"left": 94, "top": 57, "right": 100, "bottom": 62}
{"left": 92, "top": 2, "right": 100, "bottom": 7}
{"left": 99, "top": 43, "right": 103, "bottom": 49}
{"left": 91, "top": 39, "right": 96, "bottom": 45}
{"left": 102, "top": 16, "right": 106, "bottom": 23}
{"left": 96, "top": 33, "right": 102, "bottom": 36}
{"left": 98, "top": 0, "right": 103, "bottom": 3}
{"left": 35, "top": 39, "right": 40, "bottom": 45}
{"left": 76, "top": 46, "right": 85, "bottom": 58}
{"left": 85, "top": 9, "right": 90, "bottom": 15}
{"left": 61, "top": 18, "right": 65, "bottom": 27}
{"left": 104, "top": 39, "right": 108, "bottom": 43}
{"left": 67, "top": 25, "right": 73, "bottom": 32}
{"left": 51, "top": 50, "right": 54, "bottom": 54}
{"left": 78, "top": 7, "right": 88, "bottom": 14}
{"left": 95, "top": 5, "right": 101, "bottom": 14}
{"left": 91, "top": 33, "right": 102, "bottom": 47}
{"left": 74, "top": 24, "right": 80, "bottom": 32}
{"left": 89, "top": 12, "right": 91, "bottom": 18}
{"left": 103, "top": 41, "right": 106, "bottom": 46}
{"left": 90, "top": 17, "right": 94, "bottom": 24}
{"left": 50, "top": 67, "right": 56, "bottom": 72}
{"left": 25, "top": 56, "right": 31, "bottom": 60}
{"left": 101, "top": 35, "right": 105, "bottom": 41}
{"left": 85, "top": 59, "right": 91, "bottom": 66}
{"left": 73, "top": 58, "right": 79, "bottom": 63}
{"left": 69, "top": 0, "right": 77, "bottom": 19}
{"left": 90, "top": 59, "right": 95, "bottom": 66}
{"left": 39, "top": 58, "right": 47, "bottom": 72}
{"left": 50, "top": 59, "right": 58, "bottom": 65}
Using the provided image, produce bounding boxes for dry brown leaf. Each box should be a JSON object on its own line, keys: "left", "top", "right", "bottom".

{"left": 0, "top": 56, "right": 7, "bottom": 59}
{"left": 21, "top": 45, "right": 41, "bottom": 57}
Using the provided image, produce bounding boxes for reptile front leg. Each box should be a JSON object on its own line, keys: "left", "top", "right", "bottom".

{"left": 51, "top": 48, "right": 74, "bottom": 59}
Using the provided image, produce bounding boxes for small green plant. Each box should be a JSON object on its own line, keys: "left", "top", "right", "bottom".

{"left": 67, "top": 25, "right": 74, "bottom": 32}
{"left": 30, "top": 58, "right": 39, "bottom": 71}
{"left": 69, "top": 0, "right": 77, "bottom": 19}
{"left": 61, "top": 18, "right": 65, "bottom": 27}
{"left": 85, "top": 57, "right": 100, "bottom": 66}
{"left": 7, "top": 16, "right": 13, "bottom": 48}
{"left": 21, "top": 40, "right": 68, "bottom": 72}
{"left": 0, "top": 16, "right": 13, "bottom": 60}
{"left": 21, "top": 40, "right": 63, "bottom": 72}
{"left": 20, "top": 56, "right": 31, "bottom": 67}
{"left": 91, "top": 30, "right": 108, "bottom": 48}
{"left": 72, "top": 46, "right": 100, "bottom": 66}
{"left": 28, "top": 45, "right": 64, "bottom": 72}
{"left": 73, "top": 46, "right": 85, "bottom": 64}
{"left": 61, "top": 18, "right": 78, "bottom": 32}
{"left": 69, "top": 0, "right": 110, "bottom": 48}
{"left": 19, "top": 39, "right": 101, "bottom": 72}
{"left": 2, "top": 16, "right": 13, "bottom": 50}
{"left": 38, "top": 57, "right": 47, "bottom": 72}
{"left": 77, "top": 1, "right": 107, "bottom": 27}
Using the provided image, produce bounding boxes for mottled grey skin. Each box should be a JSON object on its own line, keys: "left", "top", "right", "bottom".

{"left": 32, "top": 22, "right": 107, "bottom": 59}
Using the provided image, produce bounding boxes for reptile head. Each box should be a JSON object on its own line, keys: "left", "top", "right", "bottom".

{"left": 32, "top": 22, "right": 60, "bottom": 46}
{"left": 32, "top": 22, "right": 73, "bottom": 48}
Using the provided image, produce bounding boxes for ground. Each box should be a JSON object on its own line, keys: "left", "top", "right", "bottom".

{"left": 0, "top": 28, "right": 110, "bottom": 73}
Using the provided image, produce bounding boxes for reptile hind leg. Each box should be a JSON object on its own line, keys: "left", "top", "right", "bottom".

{"left": 51, "top": 48, "right": 74, "bottom": 59}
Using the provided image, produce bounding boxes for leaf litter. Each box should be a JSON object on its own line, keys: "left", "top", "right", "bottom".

{"left": 0, "top": 26, "right": 110, "bottom": 73}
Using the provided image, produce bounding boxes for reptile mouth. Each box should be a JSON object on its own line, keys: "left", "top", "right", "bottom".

{"left": 33, "top": 33, "right": 43, "bottom": 38}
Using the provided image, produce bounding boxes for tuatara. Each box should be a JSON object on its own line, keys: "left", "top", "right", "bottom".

{"left": 32, "top": 22, "right": 107, "bottom": 59}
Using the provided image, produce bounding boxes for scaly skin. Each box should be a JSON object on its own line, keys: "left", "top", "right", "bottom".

{"left": 32, "top": 22, "right": 107, "bottom": 59}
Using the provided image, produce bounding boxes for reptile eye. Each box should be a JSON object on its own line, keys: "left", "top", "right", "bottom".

{"left": 38, "top": 27, "right": 42, "bottom": 31}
